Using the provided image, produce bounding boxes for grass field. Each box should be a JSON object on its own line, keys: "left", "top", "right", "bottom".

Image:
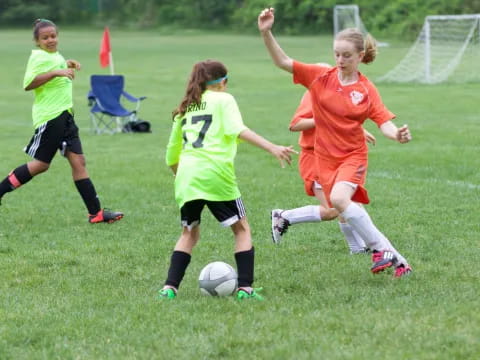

{"left": 0, "top": 29, "right": 479, "bottom": 359}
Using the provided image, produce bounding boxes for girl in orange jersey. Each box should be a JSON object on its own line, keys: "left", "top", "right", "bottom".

{"left": 259, "top": 8, "right": 412, "bottom": 277}
{"left": 272, "top": 80, "right": 377, "bottom": 255}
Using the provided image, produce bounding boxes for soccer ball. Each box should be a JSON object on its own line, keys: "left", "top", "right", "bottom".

{"left": 198, "top": 261, "right": 238, "bottom": 296}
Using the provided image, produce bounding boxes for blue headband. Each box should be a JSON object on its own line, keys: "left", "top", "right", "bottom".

{"left": 206, "top": 76, "right": 228, "bottom": 85}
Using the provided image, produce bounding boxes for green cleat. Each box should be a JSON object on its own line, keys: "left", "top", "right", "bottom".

{"left": 236, "top": 287, "right": 264, "bottom": 301}
{"left": 158, "top": 288, "right": 176, "bottom": 300}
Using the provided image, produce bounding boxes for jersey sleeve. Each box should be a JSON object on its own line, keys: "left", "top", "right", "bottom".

{"left": 165, "top": 116, "right": 183, "bottom": 166}
{"left": 23, "top": 51, "right": 53, "bottom": 89}
{"left": 367, "top": 82, "right": 396, "bottom": 127}
{"left": 221, "top": 94, "right": 247, "bottom": 137}
{"left": 293, "top": 61, "right": 328, "bottom": 89}
{"left": 289, "top": 91, "right": 313, "bottom": 129}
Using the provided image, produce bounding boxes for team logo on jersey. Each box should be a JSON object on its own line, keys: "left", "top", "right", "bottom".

{"left": 350, "top": 90, "right": 364, "bottom": 105}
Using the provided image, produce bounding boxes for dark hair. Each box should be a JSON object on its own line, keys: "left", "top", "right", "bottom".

{"left": 335, "top": 28, "right": 377, "bottom": 64}
{"left": 172, "top": 60, "right": 228, "bottom": 119}
{"left": 33, "top": 19, "right": 57, "bottom": 40}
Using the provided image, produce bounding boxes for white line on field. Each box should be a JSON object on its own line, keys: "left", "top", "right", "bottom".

{"left": 370, "top": 171, "right": 480, "bottom": 190}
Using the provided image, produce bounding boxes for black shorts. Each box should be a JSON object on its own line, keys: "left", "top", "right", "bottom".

{"left": 180, "top": 198, "right": 246, "bottom": 230}
{"left": 24, "top": 110, "right": 83, "bottom": 164}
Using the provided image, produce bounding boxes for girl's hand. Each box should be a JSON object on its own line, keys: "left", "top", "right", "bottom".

{"left": 363, "top": 129, "right": 376, "bottom": 145}
{"left": 56, "top": 68, "right": 76, "bottom": 80}
{"left": 258, "top": 7, "right": 275, "bottom": 33}
{"left": 66, "top": 59, "right": 81, "bottom": 70}
{"left": 396, "top": 124, "right": 412, "bottom": 144}
{"left": 270, "top": 145, "right": 298, "bottom": 168}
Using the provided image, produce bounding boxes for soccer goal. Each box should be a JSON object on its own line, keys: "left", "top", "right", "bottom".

{"left": 333, "top": 5, "right": 368, "bottom": 36}
{"left": 379, "top": 14, "right": 480, "bottom": 84}
{"left": 333, "top": 5, "right": 388, "bottom": 46}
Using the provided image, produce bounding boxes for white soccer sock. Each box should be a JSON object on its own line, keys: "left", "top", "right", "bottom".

{"left": 281, "top": 205, "right": 321, "bottom": 225}
{"left": 339, "top": 222, "right": 367, "bottom": 253}
{"left": 341, "top": 203, "right": 407, "bottom": 265}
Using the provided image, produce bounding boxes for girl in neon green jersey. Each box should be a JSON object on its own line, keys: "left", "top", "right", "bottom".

{"left": 159, "top": 60, "right": 296, "bottom": 300}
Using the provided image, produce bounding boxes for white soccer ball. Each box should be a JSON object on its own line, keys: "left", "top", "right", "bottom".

{"left": 198, "top": 261, "right": 238, "bottom": 296}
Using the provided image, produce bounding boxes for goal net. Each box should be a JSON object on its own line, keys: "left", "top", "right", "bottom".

{"left": 379, "top": 15, "right": 480, "bottom": 84}
{"left": 333, "top": 5, "right": 388, "bottom": 46}
{"left": 333, "top": 5, "right": 369, "bottom": 36}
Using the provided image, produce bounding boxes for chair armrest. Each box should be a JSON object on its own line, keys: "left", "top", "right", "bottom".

{"left": 122, "top": 90, "right": 146, "bottom": 103}
{"left": 87, "top": 91, "right": 96, "bottom": 106}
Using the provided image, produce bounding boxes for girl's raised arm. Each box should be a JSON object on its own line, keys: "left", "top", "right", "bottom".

{"left": 258, "top": 8, "right": 294, "bottom": 73}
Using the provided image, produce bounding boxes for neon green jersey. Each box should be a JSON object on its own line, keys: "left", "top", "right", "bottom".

{"left": 166, "top": 90, "right": 248, "bottom": 208}
{"left": 23, "top": 49, "right": 73, "bottom": 129}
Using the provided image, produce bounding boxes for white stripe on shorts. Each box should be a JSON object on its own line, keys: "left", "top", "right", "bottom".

{"left": 220, "top": 198, "right": 246, "bottom": 227}
{"left": 236, "top": 198, "right": 246, "bottom": 218}
{"left": 27, "top": 123, "right": 47, "bottom": 158}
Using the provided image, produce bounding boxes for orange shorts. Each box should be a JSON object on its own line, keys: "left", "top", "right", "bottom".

{"left": 298, "top": 148, "right": 316, "bottom": 197}
{"left": 315, "top": 154, "right": 370, "bottom": 206}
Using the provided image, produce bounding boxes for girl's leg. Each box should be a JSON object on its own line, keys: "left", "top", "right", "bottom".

{"left": 66, "top": 151, "right": 102, "bottom": 216}
{"left": 231, "top": 218, "right": 259, "bottom": 297}
{"left": 67, "top": 151, "right": 123, "bottom": 223}
{"left": 162, "top": 225, "right": 200, "bottom": 292}
{"left": 271, "top": 182, "right": 339, "bottom": 244}
{"left": 277, "top": 189, "right": 338, "bottom": 225}
{"left": 0, "top": 160, "right": 48, "bottom": 202}
{"left": 312, "top": 184, "right": 367, "bottom": 254}
{"left": 330, "top": 182, "right": 408, "bottom": 267}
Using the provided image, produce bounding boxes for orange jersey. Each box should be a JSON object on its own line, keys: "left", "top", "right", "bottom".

{"left": 293, "top": 61, "right": 395, "bottom": 160}
{"left": 289, "top": 91, "right": 315, "bottom": 150}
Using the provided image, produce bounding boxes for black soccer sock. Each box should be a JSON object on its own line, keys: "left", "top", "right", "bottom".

{"left": 0, "top": 164, "right": 33, "bottom": 198}
{"left": 235, "top": 247, "right": 255, "bottom": 288}
{"left": 74, "top": 178, "right": 101, "bottom": 215}
{"left": 165, "top": 251, "right": 191, "bottom": 289}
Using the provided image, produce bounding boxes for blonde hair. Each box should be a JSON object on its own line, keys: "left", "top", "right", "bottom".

{"left": 335, "top": 28, "right": 377, "bottom": 64}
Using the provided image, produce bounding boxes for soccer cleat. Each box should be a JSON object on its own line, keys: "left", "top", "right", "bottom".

{"left": 236, "top": 287, "right": 264, "bottom": 301}
{"left": 394, "top": 264, "right": 413, "bottom": 278}
{"left": 88, "top": 208, "right": 124, "bottom": 224}
{"left": 158, "top": 287, "right": 177, "bottom": 299}
{"left": 371, "top": 250, "right": 397, "bottom": 274}
{"left": 271, "top": 209, "right": 290, "bottom": 244}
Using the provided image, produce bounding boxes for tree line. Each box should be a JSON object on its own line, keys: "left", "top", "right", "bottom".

{"left": 1, "top": 0, "right": 479, "bottom": 38}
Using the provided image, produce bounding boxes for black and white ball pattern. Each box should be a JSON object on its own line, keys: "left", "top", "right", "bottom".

{"left": 198, "top": 261, "right": 238, "bottom": 296}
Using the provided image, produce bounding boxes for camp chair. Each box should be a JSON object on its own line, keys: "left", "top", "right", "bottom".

{"left": 87, "top": 75, "right": 146, "bottom": 134}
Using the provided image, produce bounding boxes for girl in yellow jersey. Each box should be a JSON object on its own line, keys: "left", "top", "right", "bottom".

{"left": 0, "top": 19, "right": 122, "bottom": 224}
{"left": 159, "top": 60, "right": 296, "bottom": 300}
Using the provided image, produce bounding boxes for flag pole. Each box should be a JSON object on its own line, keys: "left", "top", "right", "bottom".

{"left": 109, "top": 52, "right": 114, "bottom": 75}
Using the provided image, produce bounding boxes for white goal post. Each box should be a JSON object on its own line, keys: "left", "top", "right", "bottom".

{"left": 333, "top": 5, "right": 367, "bottom": 36}
{"left": 379, "top": 14, "right": 480, "bottom": 84}
{"left": 333, "top": 5, "right": 388, "bottom": 46}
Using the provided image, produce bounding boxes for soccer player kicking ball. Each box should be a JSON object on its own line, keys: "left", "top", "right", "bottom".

{"left": 159, "top": 60, "right": 296, "bottom": 300}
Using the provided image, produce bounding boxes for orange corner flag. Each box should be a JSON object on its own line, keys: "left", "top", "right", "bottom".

{"left": 99, "top": 27, "right": 111, "bottom": 68}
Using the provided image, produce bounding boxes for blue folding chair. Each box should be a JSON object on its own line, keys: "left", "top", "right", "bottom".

{"left": 87, "top": 75, "right": 146, "bottom": 134}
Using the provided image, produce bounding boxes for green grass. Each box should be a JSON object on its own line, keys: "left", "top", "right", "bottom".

{"left": 0, "top": 29, "right": 479, "bottom": 359}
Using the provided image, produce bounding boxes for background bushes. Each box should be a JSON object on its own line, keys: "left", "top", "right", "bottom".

{"left": 1, "top": 0, "right": 479, "bottom": 38}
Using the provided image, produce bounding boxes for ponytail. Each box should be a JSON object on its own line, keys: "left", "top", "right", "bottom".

{"left": 362, "top": 34, "right": 377, "bottom": 64}
{"left": 173, "top": 60, "right": 228, "bottom": 119}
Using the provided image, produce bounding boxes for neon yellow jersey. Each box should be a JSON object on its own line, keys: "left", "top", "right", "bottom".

{"left": 166, "top": 90, "right": 248, "bottom": 208}
{"left": 23, "top": 49, "right": 73, "bottom": 129}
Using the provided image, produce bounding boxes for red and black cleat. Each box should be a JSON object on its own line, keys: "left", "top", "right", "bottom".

{"left": 89, "top": 208, "right": 124, "bottom": 224}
